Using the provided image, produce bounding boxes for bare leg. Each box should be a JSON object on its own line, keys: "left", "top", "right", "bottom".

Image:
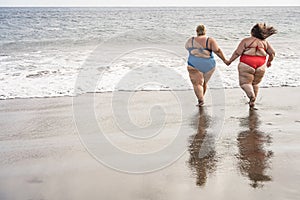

{"left": 253, "top": 65, "right": 266, "bottom": 98}
{"left": 238, "top": 63, "right": 256, "bottom": 108}
{"left": 253, "top": 84, "right": 259, "bottom": 98}
{"left": 203, "top": 67, "right": 215, "bottom": 95}
{"left": 203, "top": 82, "right": 207, "bottom": 96}
{"left": 187, "top": 66, "right": 205, "bottom": 105}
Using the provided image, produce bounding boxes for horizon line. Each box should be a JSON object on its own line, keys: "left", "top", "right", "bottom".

{"left": 0, "top": 5, "right": 299, "bottom": 7}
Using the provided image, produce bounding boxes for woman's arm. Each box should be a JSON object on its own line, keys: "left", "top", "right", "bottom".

{"left": 228, "top": 39, "right": 247, "bottom": 65}
{"left": 266, "top": 41, "right": 275, "bottom": 67}
{"left": 210, "top": 38, "right": 228, "bottom": 64}
{"left": 185, "top": 37, "right": 192, "bottom": 50}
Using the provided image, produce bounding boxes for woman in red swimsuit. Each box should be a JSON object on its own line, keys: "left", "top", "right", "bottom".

{"left": 227, "top": 23, "right": 277, "bottom": 109}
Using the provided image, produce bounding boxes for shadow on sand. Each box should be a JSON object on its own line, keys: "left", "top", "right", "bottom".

{"left": 188, "top": 108, "right": 273, "bottom": 188}
{"left": 188, "top": 107, "right": 217, "bottom": 187}
{"left": 237, "top": 110, "right": 273, "bottom": 188}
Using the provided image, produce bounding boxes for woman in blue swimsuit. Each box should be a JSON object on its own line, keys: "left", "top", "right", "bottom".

{"left": 186, "top": 24, "right": 228, "bottom": 106}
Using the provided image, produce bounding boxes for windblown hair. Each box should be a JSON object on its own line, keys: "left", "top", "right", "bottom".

{"left": 251, "top": 23, "right": 277, "bottom": 40}
{"left": 196, "top": 24, "right": 206, "bottom": 36}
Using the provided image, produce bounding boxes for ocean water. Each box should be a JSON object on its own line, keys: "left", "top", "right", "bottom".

{"left": 0, "top": 7, "right": 299, "bottom": 99}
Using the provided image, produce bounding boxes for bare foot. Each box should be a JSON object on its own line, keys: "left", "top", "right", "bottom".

{"left": 249, "top": 96, "right": 256, "bottom": 109}
{"left": 249, "top": 106, "right": 258, "bottom": 111}
{"left": 196, "top": 100, "right": 204, "bottom": 107}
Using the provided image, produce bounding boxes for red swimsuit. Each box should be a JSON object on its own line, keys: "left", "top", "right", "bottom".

{"left": 240, "top": 39, "right": 266, "bottom": 69}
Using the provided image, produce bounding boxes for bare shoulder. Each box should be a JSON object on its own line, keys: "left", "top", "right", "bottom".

{"left": 189, "top": 36, "right": 194, "bottom": 40}
{"left": 208, "top": 37, "right": 216, "bottom": 42}
{"left": 241, "top": 37, "right": 252, "bottom": 43}
{"left": 185, "top": 37, "right": 194, "bottom": 49}
{"left": 237, "top": 37, "right": 252, "bottom": 47}
{"left": 208, "top": 37, "right": 218, "bottom": 46}
{"left": 185, "top": 37, "right": 193, "bottom": 44}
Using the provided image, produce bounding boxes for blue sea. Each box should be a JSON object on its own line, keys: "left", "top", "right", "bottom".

{"left": 0, "top": 7, "right": 299, "bottom": 99}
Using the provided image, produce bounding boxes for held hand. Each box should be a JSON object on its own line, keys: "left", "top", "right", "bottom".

{"left": 267, "top": 61, "right": 272, "bottom": 67}
{"left": 224, "top": 59, "right": 231, "bottom": 66}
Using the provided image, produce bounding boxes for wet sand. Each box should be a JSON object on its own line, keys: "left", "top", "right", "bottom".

{"left": 0, "top": 87, "right": 300, "bottom": 200}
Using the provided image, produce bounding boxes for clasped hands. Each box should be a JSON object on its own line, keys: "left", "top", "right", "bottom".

{"left": 223, "top": 59, "right": 231, "bottom": 66}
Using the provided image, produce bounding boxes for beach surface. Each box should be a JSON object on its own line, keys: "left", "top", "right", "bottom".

{"left": 0, "top": 87, "right": 300, "bottom": 200}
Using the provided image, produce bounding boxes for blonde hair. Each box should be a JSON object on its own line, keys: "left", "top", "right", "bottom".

{"left": 196, "top": 24, "right": 206, "bottom": 36}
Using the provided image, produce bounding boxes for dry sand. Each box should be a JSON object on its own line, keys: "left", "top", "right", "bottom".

{"left": 0, "top": 87, "right": 300, "bottom": 200}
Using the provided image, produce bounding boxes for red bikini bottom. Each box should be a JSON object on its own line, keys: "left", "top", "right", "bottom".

{"left": 240, "top": 54, "right": 266, "bottom": 69}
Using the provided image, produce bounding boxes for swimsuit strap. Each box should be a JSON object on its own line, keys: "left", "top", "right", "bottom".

{"left": 247, "top": 38, "right": 257, "bottom": 48}
{"left": 206, "top": 37, "right": 209, "bottom": 49}
{"left": 205, "top": 37, "right": 213, "bottom": 52}
{"left": 247, "top": 38, "right": 267, "bottom": 52}
{"left": 192, "top": 37, "right": 194, "bottom": 48}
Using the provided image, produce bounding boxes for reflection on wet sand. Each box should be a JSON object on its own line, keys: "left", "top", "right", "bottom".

{"left": 237, "top": 110, "right": 273, "bottom": 188}
{"left": 188, "top": 107, "right": 217, "bottom": 187}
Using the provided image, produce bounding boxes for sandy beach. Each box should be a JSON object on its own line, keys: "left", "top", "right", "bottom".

{"left": 0, "top": 87, "right": 300, "bottom": 200}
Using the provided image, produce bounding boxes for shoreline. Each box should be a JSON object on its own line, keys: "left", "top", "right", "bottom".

{"left": 0, "top": 85, "right": 298, "bottom": 101}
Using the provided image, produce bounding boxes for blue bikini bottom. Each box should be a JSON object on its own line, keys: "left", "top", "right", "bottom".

{"left": 188, "top": 55, "right": 216, "bottom": 73}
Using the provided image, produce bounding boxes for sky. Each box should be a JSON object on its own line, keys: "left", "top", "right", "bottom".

{"left": 0, "top": 0, "right": 299, "bottom": 7}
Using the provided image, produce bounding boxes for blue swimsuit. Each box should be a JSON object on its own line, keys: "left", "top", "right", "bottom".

{"left": 187, "top": 37, "right": 216, "bottom": 73}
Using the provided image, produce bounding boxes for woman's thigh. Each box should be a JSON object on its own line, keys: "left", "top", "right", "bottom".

{"left": 187, "top": 66, "right": 204, "bottom": 85}
{"left": 238, "top": 63, "right": 255, "bottom": 85}
{"left": 204, "top": 67, "right": 215, "bottom": 83}
{"left": 253, "top": 65, "right": 266, "bottom": 85}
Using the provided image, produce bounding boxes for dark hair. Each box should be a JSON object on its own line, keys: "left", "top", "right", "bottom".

{"left": 251, "top": 23, "right": 277, "bottom": 40}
